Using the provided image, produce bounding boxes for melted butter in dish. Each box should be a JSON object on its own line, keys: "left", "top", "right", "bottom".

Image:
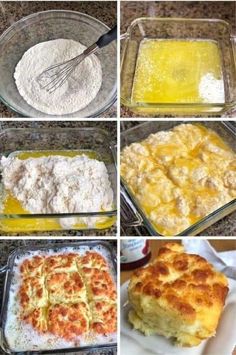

{"left": 132, "top": 39, "right": 225, "bottom": 104}
{"left": 121, "top": 124, "right": 236, "bottom": 236}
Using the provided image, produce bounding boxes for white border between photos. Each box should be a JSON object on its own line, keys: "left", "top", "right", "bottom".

{"left": 0, "top": 2, "right": 236, "bottom": 355}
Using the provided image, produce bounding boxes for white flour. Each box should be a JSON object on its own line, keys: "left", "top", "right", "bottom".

{"left": 14, "top": 39, "right": 102, "bottom": 115}
{"left": 1, "top": 155, "right": 113, "bottom": 228}
{"left": 199, "top": 73, "right": 225, "bottom": 103}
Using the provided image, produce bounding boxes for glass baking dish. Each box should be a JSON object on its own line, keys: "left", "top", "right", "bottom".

{"left": 120, "top": 18, "right": 236, "bottom": 116}
{"left": 0, "top": 128, "right": 117, "bottom": 233}
{"left": 0, "top": 240, "right": 117, "bottom": 354}
{"left": 0, "top": 10, "right": 117, "bottom": 118}
{"left": 121, "top": 121, "right": 236, "bottom": 236}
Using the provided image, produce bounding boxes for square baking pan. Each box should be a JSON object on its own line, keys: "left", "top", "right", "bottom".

{"left": 0, "top": 128, "right": 117, "bottom": 233}
{"left": 120, "top": 17, "right": 236, "bottom": 116}
{"left": 121, "top": 121, "right": 236, "bottom": 236}
{"left": 0, "top": 241, "right": 117, "bottom": 354}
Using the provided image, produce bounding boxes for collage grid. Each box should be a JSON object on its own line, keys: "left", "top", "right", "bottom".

{"left": 0, "top": 0, "right": 236, "bottom": 355}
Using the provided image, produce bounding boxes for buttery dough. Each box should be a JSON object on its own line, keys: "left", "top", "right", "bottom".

{"left": 121, "top": 124, "right": 236, "bottom": 235}
{"left": 1, "top": 154, "right": 113, "bottom": 229}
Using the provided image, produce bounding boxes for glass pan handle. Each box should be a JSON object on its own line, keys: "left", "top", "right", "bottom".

{"left": 0, "top": 265, "right": 8, "bottom": 274}
{"left": 120, "top": 186, "right": 143, "bottom": 227}
{"left": 232, "top": 35, "right": 236, "bottom": 64}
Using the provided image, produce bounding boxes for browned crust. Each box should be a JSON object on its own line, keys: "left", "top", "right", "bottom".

{"left": 48, "top": 303, "right": 89, "bottom": 341}
{"left": 18, "top": 252, "right": 117, "bottom": 341}
{"left": 129, "top": 242, "right": 229, "bottom": 326}
{"left": 91, "top": 301, "right": 117, "bottom": 335}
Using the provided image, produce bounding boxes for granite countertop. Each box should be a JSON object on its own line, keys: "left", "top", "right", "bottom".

{"left": 0, "top": 239, "right": 117, "bottom": 355}
{"left": 0, "top": 1, "right": 117, "bottom": 118}
{"left": 120, "top": 121, "right": 236, "bottom": 237}
{"left": 120, "top": 1, "right": 236, "bottom": 118}
{"left": 0, "top": 121, "right": 117, "bottom": 237}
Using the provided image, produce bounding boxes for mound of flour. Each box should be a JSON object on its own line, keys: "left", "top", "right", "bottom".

{"left": 14, "top": 39, "right": 102, "bottom": 115}
{"left": 199, "top": 73, "right": 225, "bottom": 103}
{"left": 1, "top": 155, "right": 113, "bottom": 228}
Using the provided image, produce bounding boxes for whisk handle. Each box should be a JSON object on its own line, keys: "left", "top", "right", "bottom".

{"left": 96, "top": 25, "right": 117, "bottom": 48}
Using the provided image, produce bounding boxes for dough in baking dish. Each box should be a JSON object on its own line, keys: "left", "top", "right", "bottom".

{"left": 121, "top": 123, "right": 236, "bottom": 235}
{"left": 46, "top": 271, "right": 87, "bottom": 304}
{"left": 18, "top": 251, "right": 116, "bottom": 342}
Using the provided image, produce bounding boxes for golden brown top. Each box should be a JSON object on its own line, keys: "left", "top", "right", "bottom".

{"left": 20, "top": 256, "right": 44, "bottom": 278}
{"left": 129, "top": 242, "right": 228, "bottom": 323}
{"left": 48, "top": 302, "right": 90, "bottom": 340}
{"left": 78, "top": 251, "right": 108, "bottom": 270}
{"left": 44, "top": 253, "right": 78, "bottom": 274}
{"left": 46, "top": 271, "right": 87, "bottom": 304}
{"left": 18, "top": 251, "right": 117, "bottom": 342}
{"left": 19, "top": 276, "right": 48, "bottom": 315}
{"left": 82, "top": 267, "right": 117, "bottom": 301}
{"left": 90, "top": 301, "right": 117, "bottom": 334}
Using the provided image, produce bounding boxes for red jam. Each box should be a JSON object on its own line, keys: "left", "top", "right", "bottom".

{"left": 121, "top": 240, "right": 151, "bottom": 271}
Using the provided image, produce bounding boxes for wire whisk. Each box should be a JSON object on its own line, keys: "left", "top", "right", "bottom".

{"left": 37, "top": 25, "right": 117, "bottom": 93}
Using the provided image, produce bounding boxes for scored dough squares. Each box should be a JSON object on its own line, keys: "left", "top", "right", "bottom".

{"left": 77, "top": 251, "right": 117, "bottom": 335}
{"left": 81, "top": 267, "right": 116, "bottom": 302}
{"left": 22, "top": 307, "right": 48, "bottom": 333}
{"left": 20, "top": 255, "right": 45, "bottom": 279}
{"left": 77, "top": 251, "right": 115, "bottom": 302}
{"left": 90, "top": 301, "right": 117, "bottom": 335}
{"left": 48, "top": 302, "right": 90, "bottom": 341}
{"left": 77, "top": 251, "right": 109, "bottom": 271}
{"left": 19, "top": 276, "right": 48, "bottom": 315}
{"left": 18, "top": 251, "right": 117, "bottom": 340}
{"left": 44, "top": 253, "right": 78, "bottom": 274}
{"left": 46, "top": 271, "right": 87, "bottom": 304}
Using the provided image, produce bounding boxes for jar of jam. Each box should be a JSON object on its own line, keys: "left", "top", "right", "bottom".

{"left": 121, "top": 239, "right": 151, "bottom": 271}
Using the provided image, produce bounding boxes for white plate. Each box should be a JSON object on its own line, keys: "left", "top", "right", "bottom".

{"left": 121, "top": 278, "right": 236, "bottom": 355}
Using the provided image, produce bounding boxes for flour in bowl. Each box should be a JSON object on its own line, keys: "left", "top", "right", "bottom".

{"left": 14, "top": 39, "right": 102, "bottom": 115}
{"left": 1, "top": 155, "right": 113, "bottom": 228}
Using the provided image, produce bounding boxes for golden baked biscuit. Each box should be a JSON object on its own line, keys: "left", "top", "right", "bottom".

{"left": 128, "top": 243, "right": 229, "bottom": 347}
{"left": 48, "top": 302, "right": 90, "bottom": 341}
{"left": 46, "top": 271, "right": 86, "bottom": 304}
{"left": 90, "top": 301, "right": 117, "bottom": 335}
{"left": 18, "top": 251, "right": 116, "bottom": 343}
{"left": 22, "top": 307, "right": 48, "bottom": 333}
{"left": 44, "top": 253, "right": 78, "bottom": 274}
{"left": 82, "top": 267, "right": 116, "bottom": 301}
{"left": 19, "top": 276, "right": 48, "bottom": 315}
{"left": 20, "top": 256, "right": 44, "bottom": 279}
{"left": 77, "top": 251, "right": 108, "bottom": 270}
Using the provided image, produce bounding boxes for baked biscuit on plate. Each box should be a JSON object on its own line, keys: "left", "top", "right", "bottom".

{"left": 128, "top": 242, "right": 229, "bottom": 347}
